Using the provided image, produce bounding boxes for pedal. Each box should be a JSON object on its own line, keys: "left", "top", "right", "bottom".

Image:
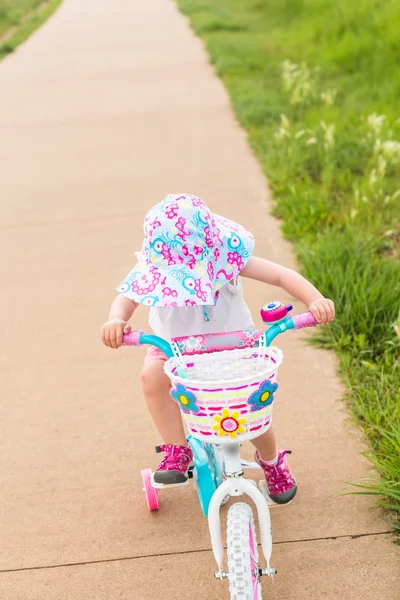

{"left": 258, "top": 480, "right": 278, "bottom": 506}
{"left": 151, "top": 473, "right": 191, "bottom": 489}
{"left": 258, "top": 480, "right": 296, "bottom": 507}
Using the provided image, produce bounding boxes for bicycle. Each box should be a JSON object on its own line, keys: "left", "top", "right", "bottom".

{"left": 123, "top": 301, "right": 318, "bottom": 599}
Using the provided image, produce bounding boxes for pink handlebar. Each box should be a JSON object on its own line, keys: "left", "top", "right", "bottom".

{"left": 122, "top": 330, "right": 145, "bottom": 346}
{"left": 291, "top": 312, "right": 318, "bottom": 329}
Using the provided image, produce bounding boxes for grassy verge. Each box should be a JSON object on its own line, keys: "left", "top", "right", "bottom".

{"left": 177, "top": 0, "right": 400, "bottom": 531}
{"left": 0, "top": 0, "right": 62, "bottom": 59}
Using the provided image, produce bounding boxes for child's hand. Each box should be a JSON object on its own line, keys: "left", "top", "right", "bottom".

{"left": 309, "top": 298, "right": 335, "bottom": 324}
{"left": 101, "top": 318, "right": 131, "bottom": 349}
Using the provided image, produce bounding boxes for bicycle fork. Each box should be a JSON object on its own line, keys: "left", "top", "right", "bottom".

{"left": 207, "top": 444, "right": 274, "bottom": 576}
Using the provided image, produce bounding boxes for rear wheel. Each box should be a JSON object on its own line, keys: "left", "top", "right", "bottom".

{"left": 227, "top": 503, "right": 262, "bottom": 600}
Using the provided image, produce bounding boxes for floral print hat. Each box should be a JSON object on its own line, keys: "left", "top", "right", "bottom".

{"left": 117, "top": 194, "right": 254, "bottom": 307}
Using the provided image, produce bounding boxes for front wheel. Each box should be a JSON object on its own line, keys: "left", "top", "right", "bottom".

{"left": 227, "top": 503, "right": 262, "bottom": 600}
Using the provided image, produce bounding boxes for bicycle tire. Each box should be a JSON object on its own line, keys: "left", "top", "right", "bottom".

{"left": 227, "top": 503, "right": 262, "bottom": 600}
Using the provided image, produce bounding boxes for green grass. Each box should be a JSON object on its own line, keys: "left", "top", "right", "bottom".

{"left": 177, "top": 0, "right": 400, "bottom": 532}
{"left": 0, "top": 0, "right": 62, "bottom": 58}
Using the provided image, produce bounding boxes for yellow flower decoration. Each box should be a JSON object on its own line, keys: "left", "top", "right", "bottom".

{"left": 212, "top": 408, "right": 247, "bottom": 438}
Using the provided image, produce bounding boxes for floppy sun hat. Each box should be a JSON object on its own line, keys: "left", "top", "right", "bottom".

{"left": 117, "top": 194, "right": 255, "bottom": 307}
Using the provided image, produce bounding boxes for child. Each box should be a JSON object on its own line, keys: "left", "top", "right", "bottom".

{"left": 102, "top": 194, "right": 334, "bottom": 504}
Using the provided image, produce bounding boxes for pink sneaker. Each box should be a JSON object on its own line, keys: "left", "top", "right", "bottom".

{"left": 255, "top": 449, "right": 297, "bottom": 504}
{"left": 153, "top": 444, "right": 194, "bottom": 484}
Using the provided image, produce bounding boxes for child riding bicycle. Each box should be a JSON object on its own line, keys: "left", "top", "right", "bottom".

{"left": 101, "top": 194, "right": 334, "bottom": 504}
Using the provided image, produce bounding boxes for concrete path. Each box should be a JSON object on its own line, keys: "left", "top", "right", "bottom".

{"left": 0, "top": 0, "right": 398, "bottom": 598}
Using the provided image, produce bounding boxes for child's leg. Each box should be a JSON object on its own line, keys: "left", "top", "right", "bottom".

{"left": 140, "top": 359, "right": 187, "bottom": 446}
{"left": 250, "top": 427, "right": 277, "bottom": 461}
{"left": 140, "top": 359, "right": 193, "bottom": 484}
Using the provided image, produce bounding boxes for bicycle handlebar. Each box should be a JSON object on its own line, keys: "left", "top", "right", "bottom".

{"left": 122, "top": 310, "right": 319, "bottom": 355}
{"left": 291, "top": 312, "right": 318, "bottom": 329}
{"left": 123, "top": 330, "right": 174, "bottom": 357}
{"left": 122, "top": 330, "right": 143, "bottom": 347}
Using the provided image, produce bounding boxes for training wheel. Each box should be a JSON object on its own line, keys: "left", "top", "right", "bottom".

{"left": 141, "top": 469, "right": 159, "bottom": 511}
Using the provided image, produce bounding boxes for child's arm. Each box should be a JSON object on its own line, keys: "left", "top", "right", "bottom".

{"left": 241, "top": 256, "right": 335, "bottom": 324}
{"left": 101, "top": 295, "right": 138, "bottom": 348}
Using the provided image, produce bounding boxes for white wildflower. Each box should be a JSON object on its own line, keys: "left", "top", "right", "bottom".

{"left": 374, "top": 139, "right": 381, "bottom": 153}
{"left": 274, "top": 114, "right": 291, "bottom": 141}
{"left": 362, "top": 195, "right": 368, "bottom": 203}
{"left": 377, "top": 156, "right": 387, "bottom": 177}
{"left": 281, "top": 60, "right": 299, "bottom": 91}
{"left": 295, "top": 129, "right": 306, "bottom": 139}
{"left": 274, "top": 128, "right": 290, "bottom": 141}
{"left": 306, "top": 137, "right": 317, "bottom": 145}
{"left": 281, "top": 59, "right": 316, "bottom": 105}
{"left": 381, "top": 140, "right": 400, "bottom": 163}
{"left": 393, "top": 311, "right": 400, "bottom": 339}
{"left": 384, "top": 230, "right": 394, "bottom": 237}
{"left": 369, "top": 169, "right": 377, "bottom": 186}
{"left": 367, "top": 113, "right": 386, "bottom": 135}
{"left": 321, "top": 88, "right": 337, "bottom": 106}
{"left": 375, "top": 138, "right": 400, "bottom": 164}
{"left": 280, "top": 114, "right": 290, "bottom": 130}
{"left": 291, "top": 77, "right": 311, "bottom": 105}
{"left": 321, "top": 121, "right": 335, "bottom": 151}
{"left": 350, "top": 209, "right": 357, "bottom": 219}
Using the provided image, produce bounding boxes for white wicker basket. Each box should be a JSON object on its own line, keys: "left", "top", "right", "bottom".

{"left": 164, "top": 343, "right": 283, "bottom": 444}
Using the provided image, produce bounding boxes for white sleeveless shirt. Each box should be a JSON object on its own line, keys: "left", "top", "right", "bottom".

{"left": 149, "top": 278, "right": 254, "bottom": 340}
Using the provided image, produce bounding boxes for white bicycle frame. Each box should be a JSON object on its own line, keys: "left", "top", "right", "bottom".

{"left": 207, "top": 443, "right": 274, "bottom": 577}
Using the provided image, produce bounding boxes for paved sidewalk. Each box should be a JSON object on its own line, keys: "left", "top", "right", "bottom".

{"left": 0, "top": 0, "right": 398, "bottom": 598}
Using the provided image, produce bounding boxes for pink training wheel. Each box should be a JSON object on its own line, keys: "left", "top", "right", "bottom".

{"left": 141, "top": 469, "right": 159, "bottom": 511}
